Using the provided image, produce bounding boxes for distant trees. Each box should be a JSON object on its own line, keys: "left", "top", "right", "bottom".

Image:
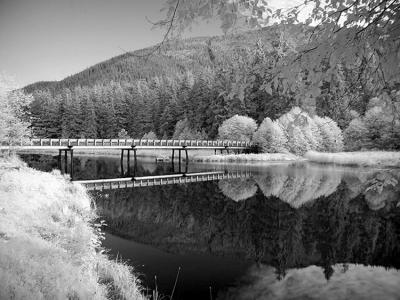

{"left": 218, "top": 115, "right": 257, "bottom": 141}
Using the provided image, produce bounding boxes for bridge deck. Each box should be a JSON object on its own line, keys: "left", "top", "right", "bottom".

{"left": 75, "top": 171, "right": 251, "bottom": 190}
{"left": 1, "top": 138, "right": 251, "bottom": 150}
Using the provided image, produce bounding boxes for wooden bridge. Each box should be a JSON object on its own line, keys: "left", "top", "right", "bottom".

{"left": 4, "top": 138, "right": 252, "bottom": 167}
{"left": 75, "top": 170, "right": 252, "bottom": 191}
{"left": 15, "top": 138, "right": 252, "bottom": 150}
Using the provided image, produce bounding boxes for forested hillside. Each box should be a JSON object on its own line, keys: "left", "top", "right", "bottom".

{"left": 23, "top": 25, "right": 306, "bottom": 139}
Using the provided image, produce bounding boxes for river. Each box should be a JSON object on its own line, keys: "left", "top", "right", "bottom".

{"left": 20, "top": 153, "right": 400, "bottom": 300}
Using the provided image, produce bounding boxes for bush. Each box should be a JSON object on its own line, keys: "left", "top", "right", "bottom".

{"left": 218, "top": 114, "right": 257, "bottom": 141}
{"left": 252, "top": 117, "right": 288, "bottom": 153}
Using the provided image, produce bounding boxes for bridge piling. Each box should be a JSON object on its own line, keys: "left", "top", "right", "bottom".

{"left": 64, "top": 150, "right": 68, "bottom": 174}
{"left": 127, "top": 149, "right": 131, "bottom": 176}
{"left": 58, "top": 149, "right": 62, "bottom": 172}
{"left": 70, "top": 149, "right": 74, "bottom": 180}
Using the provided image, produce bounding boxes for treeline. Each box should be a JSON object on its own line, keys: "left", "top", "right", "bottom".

{"left": 28, "top": 45, "right": 296, "bottom": 140}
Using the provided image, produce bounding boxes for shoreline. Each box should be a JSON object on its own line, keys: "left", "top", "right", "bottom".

{"left": 305, "top": 151, "right": 400, "bottom": 168}
{"left": 13, "top": 149, "right": 400, "bottom": 168}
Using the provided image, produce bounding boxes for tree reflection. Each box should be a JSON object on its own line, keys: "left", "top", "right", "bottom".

{"left": 219, "top": 264, "right": 400, "bottom": 300}
{"left": 254, "top": 165, "right": 342, "bottom": 208}
{"left": 218, "top": 178, "right": 258, "bottom": 202}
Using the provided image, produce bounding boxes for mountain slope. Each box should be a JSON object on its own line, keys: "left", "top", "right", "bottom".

{"left": 23, "top": 25, "right": 303, "bottom": 94}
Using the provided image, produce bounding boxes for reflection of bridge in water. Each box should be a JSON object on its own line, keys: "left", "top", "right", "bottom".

{"left": 75, "top": 171, "right": 253, "bottom": 191}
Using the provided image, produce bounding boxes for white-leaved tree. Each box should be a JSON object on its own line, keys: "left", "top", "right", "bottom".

{"left": 314, "top": 116, "right": 344, "bottom": 152}
{"left": 252, "top": 117, "right": 288, "bottom": 153}
{"left": 0, "top": 73, "right": 32, "bottom": 147}
{"left": 218, "top": 114, "right": 257, "bottom": 141}
{"left": 287, "top": 125, "right": 310, "bottom": 155}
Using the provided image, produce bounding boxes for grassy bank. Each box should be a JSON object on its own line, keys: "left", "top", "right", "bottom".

{"left": 0, "top": 156, "right": 144, "bottom": 299}
{"left": 193, "top": 153, "right": 301, "bottom": 162}
{"left": 305, "top": 151, "right": 400, "bottom": 167}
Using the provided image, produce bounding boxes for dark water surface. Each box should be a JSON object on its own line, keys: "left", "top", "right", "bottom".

{"left": 20, "top": 154, "right": 400, "bottom": 300}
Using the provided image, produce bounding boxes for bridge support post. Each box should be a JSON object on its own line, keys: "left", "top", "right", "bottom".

{"left": 185, "top": 149, "right": 188, "bottom": 164}
{"left": 172, "top": 149, "right": 175, "bottom": 162}
{"left": 120, "top": 149, "right": 124, "bottom": 175}
{"left": 127, "top": 149, "right": 130, "bottom": 176}
{"left": 64, "top": 150, "right": 68, "bottom": 174}
{"left": 70, "top": 149, "right": 74, "bottom": 180}
{"left": 58, "top": 149, "right": 62, "bottom": 172}
{"left": 178, "top": 150, "right": 181, "bottom": 173}
{"left": 133, "top": 148, "right": 137, "bottom": 177}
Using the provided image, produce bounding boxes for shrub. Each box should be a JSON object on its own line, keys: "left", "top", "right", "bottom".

{"left": 218, "top": 115, "right": 257, "bottom": 141}
{"left": 252, "top": 117, "right": 288, "bottom": 153}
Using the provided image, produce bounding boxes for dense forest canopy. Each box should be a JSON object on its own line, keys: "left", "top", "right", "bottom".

{"left": 18, "top": 0, "right": 400, "bottom": 150}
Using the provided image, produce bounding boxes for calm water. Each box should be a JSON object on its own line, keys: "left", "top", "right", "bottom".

{"left": 20, "top": 154, "right": 400, "bottom": 300}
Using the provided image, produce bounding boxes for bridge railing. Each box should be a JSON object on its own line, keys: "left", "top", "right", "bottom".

{"left": 80, "top": 171, "right": 252, "bottom": 191}
{"left": 28, "top": 138, "right": 252, "bottom": 147}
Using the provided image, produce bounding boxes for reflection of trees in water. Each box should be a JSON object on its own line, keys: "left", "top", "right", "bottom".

{"left": 255, "top": 166, "right": 341, "bottom": 208}
{"left": 342, "top": 170, "right": 400, "bottom": 211}
{"left": 219, "top": 264, "right": 400, "bottom": 300}
{"left": 95, "top": 177, "right": 400, "bottom": 280}
{"left": 218, "top": 178, "right": 258, "bottom": 202}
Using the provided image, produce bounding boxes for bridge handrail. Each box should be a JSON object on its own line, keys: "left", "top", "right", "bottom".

{"left": 28, "top": 138, "right": 253, "bottom": 147}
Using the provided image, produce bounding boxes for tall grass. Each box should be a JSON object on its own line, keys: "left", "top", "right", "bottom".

{"left": 0, "top": 157, "right": 144, "bottom": 299}
{"left": 305, "top": 151, "right": 400, "bottom": 167}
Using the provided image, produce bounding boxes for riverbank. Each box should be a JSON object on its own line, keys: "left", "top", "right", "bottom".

{"left": 193, "top": 153, "right": 302, "bottom": 162}
{"left": 0, "top": 156, "right": 144, "bottom": 299}
{"left": 305, "top": 151, "right": 400, "bottom": 168}
{"left": 193, "top": 151, "right": 400, "bottom": 168}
